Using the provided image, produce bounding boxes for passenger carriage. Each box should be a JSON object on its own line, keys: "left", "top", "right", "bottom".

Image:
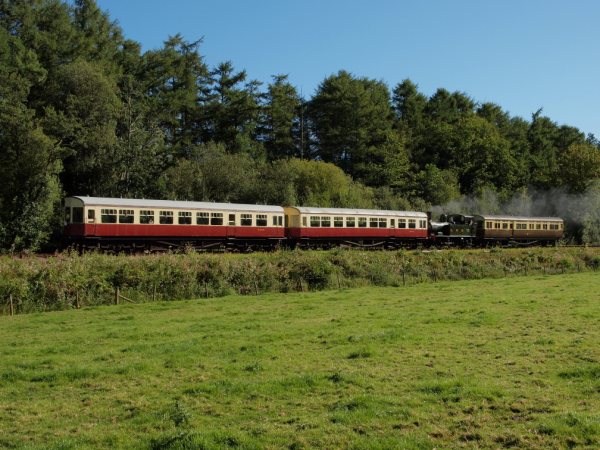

{"left": 284, "top": 206, "right": 429, "bottom": 248}
{"left": 473, "top": 215, "right": 564, "bottom": 245}
{"left": 63, "top": 197, "right": 285, "bottom": 251}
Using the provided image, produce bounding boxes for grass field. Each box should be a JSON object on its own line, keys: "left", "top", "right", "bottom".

{"left": 0, "top": 273, "right": 599, "bottom": 449}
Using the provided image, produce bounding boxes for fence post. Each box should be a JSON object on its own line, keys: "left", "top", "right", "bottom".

{"left": 115, "top": 287, "right": 120, "bottom": 305}
{"left": 9, "top": 294, "right": 14, "bottom": 316}
{"left": 75, "top": 291, "right": 80, "bottom": 309}
{"left": 153, "top": 284, "right": 157, "bottom": 302}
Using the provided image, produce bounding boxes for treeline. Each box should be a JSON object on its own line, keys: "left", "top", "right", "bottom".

{"left": 1, "top": 0, "right": 600, "bottom": 250}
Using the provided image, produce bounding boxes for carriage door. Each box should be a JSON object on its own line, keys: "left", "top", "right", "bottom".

{"left": 227, "top": 214, "right": 236, "bottom": 237}
{"left": 87, "top": 209, "right": 97, "bottom": 236}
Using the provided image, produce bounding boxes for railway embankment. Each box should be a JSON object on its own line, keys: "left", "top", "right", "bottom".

{"left": 1, "top": 247, "right": 599, "bottom": 315}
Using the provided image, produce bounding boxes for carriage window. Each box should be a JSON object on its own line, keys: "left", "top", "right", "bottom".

{"left": 65, "top": 207, "right": 71, "bottom": 223}
{"left": 178, "top": 211, "right": 192, "bottom": 224}
{"left": 272, "top": 216, "right": 278, "bottom": 226}
{"left": 502, "top": 222, "right": 508, "bottom": 230}
{"left": 529, "top": 223, "right": 534, "bottom": 230}
{"left": 87, "top": 209, "right": 95, "bottom": 223}
{"left": 119, "top": 209, "right": 134, "bottom": 224}
{"left": 272, "top": 216, "right": 283, "bottom": 226}
{"left": 140, "top": 210, "right": 155, "bottom": 224}
{"left": 256, "top": 214, "right": 268, "bottom": 226}
{"left": 379, "top": 218, "right": 387, "bottom": 228}
{"left": 358, "top": 217, "right": 367, "bottom": 228}
{"left": 210, "top": 212, "right": 223, "bottom": 225}
{"left": 159, "top": 211, "right": 173, "bottom": 224}
{"left": 543, "top": 223, "right": 548, "bottom": 230}
{"left": 390, "top": 219, "right": 395, "bottom": 228}
{"left": 302, "top": 217, "right": 307, "bottom": 227}
{"left": 408, "top": 219, "right": 416, "bottom": 229}
{"left": 241, "top": 214, "right": 253, "bottom": 226}
{"left": 72, "top": 207, "right": 84, "bottom": 224}
{"left": 346, "top": 217, "right": 356, "bottom": 228}
{"left": 229, "top": 214, "right": 236, "bottom": 226}
{"left": 495, "top": 222, "right": 501, "bottom": 229}
{"left": 196, "top": 212, "right": 209, "bottom": 225}
{"left": 369, "top": 218, "right": 378, "bottom": 228}
{"left": 536, "top": 223, "right": 541, "bottom": 230}
{"left": 486, "top": 221, "right": 492, "bottom": 229}
{"left": 101, "top": 209, "right": 117, "bottom": 224}
{"left": 310, "top": 216, "right": 320, "bottom": 227}
{"left": 321, "top": 216, "right": 331, "bottom": 227}
{"left": 334, "top": 217, "right": 344, "bottom": 227}
{"left": 398, "top": 218, "right": 406, "bottom": 229}
{"left": 419, "top": 219, "right": 426, "bottom": 229}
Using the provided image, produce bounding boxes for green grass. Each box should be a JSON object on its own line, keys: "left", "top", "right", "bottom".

{"left": 0, "top": 273, "right": 599, "bottom": 449}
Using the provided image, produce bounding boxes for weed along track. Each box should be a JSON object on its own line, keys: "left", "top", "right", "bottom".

{"left": 1, "top": 247, "right": 599, "bottom": 315}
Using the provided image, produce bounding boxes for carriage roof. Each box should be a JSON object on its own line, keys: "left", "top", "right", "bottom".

{"left": 287, "top": 206, "right": 427, "bottom": 218}
{"left": 67, "top": 197, "right": 284, "bottom": 213}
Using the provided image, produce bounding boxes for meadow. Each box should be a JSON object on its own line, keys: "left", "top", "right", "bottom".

{"left": 0, "top": 272, "right": 599, "bottom": 449}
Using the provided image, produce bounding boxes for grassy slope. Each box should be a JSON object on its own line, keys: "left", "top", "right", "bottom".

{"left": 0, "top": 273, "right": 599, "bottom": 449}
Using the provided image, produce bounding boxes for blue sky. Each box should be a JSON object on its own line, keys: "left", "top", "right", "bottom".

{"left": 97, "top": 0, "right": 600, "bottom": 138}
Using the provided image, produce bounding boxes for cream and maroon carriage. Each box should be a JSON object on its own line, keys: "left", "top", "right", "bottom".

{"left": 63, "top": 196, "right": 285, "bottom": 251}
{"left": 284, "top": 206, "right": 428, "bottom": 248}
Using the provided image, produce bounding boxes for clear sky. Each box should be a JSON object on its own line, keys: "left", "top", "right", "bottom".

{"left": 97, "top": 0, "right": 600, "bottom": 138}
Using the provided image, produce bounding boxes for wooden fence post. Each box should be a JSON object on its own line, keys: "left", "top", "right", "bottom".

{"left": 115, "top": 287, "right": 120, "bottom": 305}
{"left": 9, "top": 294, "right": 14, "bottom": 316}
{"left": 75, "top": 291, "right": 80, "bottom": 309}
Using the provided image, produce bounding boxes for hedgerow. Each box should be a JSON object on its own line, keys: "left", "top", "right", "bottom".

{"left": 0, "top": 247, "right": 598, "bottom": 315}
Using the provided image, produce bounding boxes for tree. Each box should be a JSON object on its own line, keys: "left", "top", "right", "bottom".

{"left": 0, "top": 27, "right": 61, "bottom": 251}
{"left": 308, "top": 70, "right": 396, "bottom": 183}
{"left": 72, "top": 0, "right": 125, "bottom": 74}
{"left": 392, "top": 78, "right": 427, "bottom": 134}
{"left": 557, "top": 143, "right": 600, "bottom": 193}
{"left": 261, "top": 74, "right": 301, "bottom": 160}
{"left": 43, "top": 60, "right": 121, "bottom": 195}
{"left": 161, "top": 143, "right": 260, "bottom": 203}
{"left": 527, "top": 109, "right": 560, "bottom": 189}
{"left": 421, "top": 116, "right": 519, "bottom": 196}
{"left": 258, "top": 159, "right": 375, "bottom": 208}
{"left": 424, "top": 88, "right": 475, "bottom": 123}
{"left": 416, "top": 164, "right": 461, "bottom": 206}
{"left": 143, "top": 35, "right": 208, "bottom": 157}
{"left": 114, "top": 79, "right": 166, "bottom": 198}
{"left": 200, "top": 61, "right": 263, "bottom": 156}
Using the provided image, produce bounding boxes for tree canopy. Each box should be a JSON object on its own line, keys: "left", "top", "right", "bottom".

{"left": 1, "top": 0, "right": 599, "bottom": 250}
